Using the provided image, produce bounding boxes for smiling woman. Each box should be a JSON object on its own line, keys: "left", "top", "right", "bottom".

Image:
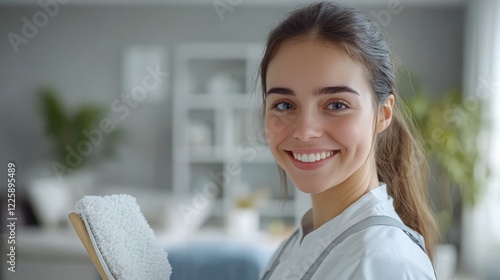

{"left": 258, "top": 2, "right": 438, "bottom": 280}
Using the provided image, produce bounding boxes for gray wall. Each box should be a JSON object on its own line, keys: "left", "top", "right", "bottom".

{"left": 0, "top": 4, "right": 464, "bottom": 190}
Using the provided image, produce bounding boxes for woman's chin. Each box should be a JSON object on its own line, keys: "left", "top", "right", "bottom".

{"left": 293, "top": 181, "right": 332, "bottom": 195}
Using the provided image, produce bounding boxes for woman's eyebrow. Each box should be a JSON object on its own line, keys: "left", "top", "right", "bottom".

{"left": 266, "top": 87, "right": 294, "bottom": 95}
{"left": 316, "top": 86, "right": 359, "bottom": 95}
{"left": 266, "top": 86, "right": 359, "bottom": 96}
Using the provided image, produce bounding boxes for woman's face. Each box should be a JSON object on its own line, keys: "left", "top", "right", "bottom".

{"left": 265, "top": 40, "right": 383, "bottom": 194}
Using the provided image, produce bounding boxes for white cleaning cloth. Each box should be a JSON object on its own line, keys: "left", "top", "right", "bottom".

{"left": 75, "top": 194, "right": 172, "bottom": 280}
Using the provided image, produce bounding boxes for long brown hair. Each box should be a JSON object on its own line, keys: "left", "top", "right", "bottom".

{"left": 259, "top": 1, "right": 439, "bottom": 260}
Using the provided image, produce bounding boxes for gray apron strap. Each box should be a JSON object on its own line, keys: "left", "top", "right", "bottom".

{"left": 300, "top": 215, "right": 427, "bottom": 280}
{"left": 260, "top": 229, "right": 300, "bottom": 280}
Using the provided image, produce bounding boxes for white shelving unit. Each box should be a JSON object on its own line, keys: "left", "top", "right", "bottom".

{"left": 172, "top": 43, "right": 300, "bottom": 231}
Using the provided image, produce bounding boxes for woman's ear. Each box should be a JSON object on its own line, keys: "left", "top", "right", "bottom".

{"left": 377, "top": 94, "right": 394, "bottom": 133}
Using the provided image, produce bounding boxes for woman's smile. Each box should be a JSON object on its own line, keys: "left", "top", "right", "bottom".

{"left": 284, "top": 149, "right": 340, "bottom": 170}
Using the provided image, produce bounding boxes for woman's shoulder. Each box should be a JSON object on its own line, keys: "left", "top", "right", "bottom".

{"left": 350, "top": 223, "right": 427, "bottom": 257}
{"left": 323, "top": 224, "right": 436, "bottom": 279}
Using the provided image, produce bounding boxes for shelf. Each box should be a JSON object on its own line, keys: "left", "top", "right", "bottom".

{"left": 173, "top": 43, "right": 300, "bottom": 226}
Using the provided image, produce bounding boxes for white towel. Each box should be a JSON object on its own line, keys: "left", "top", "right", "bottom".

{"left": 75, "top": 194, "right": 172, "bottom": 280}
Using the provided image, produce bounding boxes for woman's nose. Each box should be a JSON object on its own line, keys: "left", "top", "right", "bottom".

{"left": 292, "top": 110, "right": 323, "bottom": 141}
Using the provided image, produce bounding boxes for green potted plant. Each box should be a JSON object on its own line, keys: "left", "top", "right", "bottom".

{"left": 40, "top": 87, "right": 123, "bottom": 174}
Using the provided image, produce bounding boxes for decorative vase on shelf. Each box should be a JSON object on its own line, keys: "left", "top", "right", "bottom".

{"left": 188, "top": 121, "right": 212, "bottom": 148}
{"left": 227, "top": 190, "right": 260, "bottom": 237}
{"left": 227, "top": 208, "right": 260, "bottom": 238}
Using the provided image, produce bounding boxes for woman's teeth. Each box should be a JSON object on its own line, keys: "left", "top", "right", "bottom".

{"left": 292, "top": 151, "right": 335, "bottom": 163}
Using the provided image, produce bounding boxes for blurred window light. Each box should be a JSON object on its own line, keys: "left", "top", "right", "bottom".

{"left": 461, "top": 0, "right": 500, "bottom": 275}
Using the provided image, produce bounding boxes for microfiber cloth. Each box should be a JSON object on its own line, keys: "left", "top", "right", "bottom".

{"left": 74, "top": 194, "right": 172, "bottom": 280}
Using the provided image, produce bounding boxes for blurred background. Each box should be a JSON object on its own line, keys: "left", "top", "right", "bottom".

{"left": 0, "top": 0, "right": 499, "bottom": 279}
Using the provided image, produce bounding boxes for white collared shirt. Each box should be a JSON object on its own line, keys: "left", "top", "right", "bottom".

{"left": 261, "top": 184, "right": 436, "bottom": 280}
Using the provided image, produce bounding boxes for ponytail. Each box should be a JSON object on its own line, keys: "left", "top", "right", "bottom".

{"left": 376, "top": 103, "right": 439, "bottom": 261}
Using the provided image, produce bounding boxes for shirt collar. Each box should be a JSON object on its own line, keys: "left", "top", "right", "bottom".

{"left": 298, "top": 183, "right": 391, "bottom": 244}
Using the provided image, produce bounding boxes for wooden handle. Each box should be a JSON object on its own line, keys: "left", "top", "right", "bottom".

{"left": 68, "top": 212, "right": 110, "bottom": 280}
